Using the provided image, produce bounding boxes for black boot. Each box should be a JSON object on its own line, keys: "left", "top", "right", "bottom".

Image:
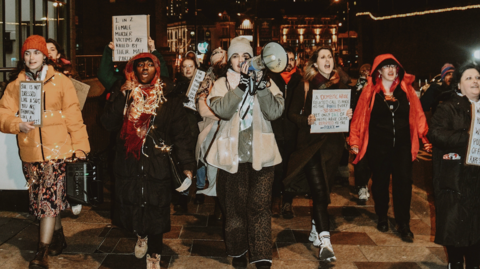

{"left": 48, "top": 227, "right": 67, "bottom": 256}
{"left": 232, "top": 254, "right": 247, "bottom": 268}
{"left": 213, "top": 199, "right": 223, "bottom": 221}
{"left": 255, "top": 261, "right": 272, "bottom": 269}
{"left": 397, "top": 223, "right": 414, "bottom": 243}
{"left": 377, "top": 216, "right": 388, "bottom": 232}
{"left": 29, "top": 242, "right": 49, "bottom": 269}
{"left": 448, "top": 261, "right": 464, "bottom": 269}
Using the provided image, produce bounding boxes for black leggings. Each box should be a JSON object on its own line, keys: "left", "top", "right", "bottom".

{"left": 304, "top": 150, "right": 330, "bottom": 233}
{"left": 447, "top": 241, "right": 480, "bottom": 268}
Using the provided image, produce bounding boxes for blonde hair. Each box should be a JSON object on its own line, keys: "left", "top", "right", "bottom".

{"left": 304, "top": 46, "right": 335, "bottom": 82}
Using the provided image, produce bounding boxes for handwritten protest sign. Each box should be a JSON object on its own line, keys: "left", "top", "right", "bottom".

{"left": 466, "top": 102, "right": 480, "bottom": 166}
{"left": 112, "top": 15, "right": 150, "bottom": 62}
{"left": 19, "top": 81, "right": 43, "bottom": 127}
{"left": 183, "top": 69, "right": 206, "bottom": 111}
{"left": 311, "top": 89, "right": 350, "bottom": 133}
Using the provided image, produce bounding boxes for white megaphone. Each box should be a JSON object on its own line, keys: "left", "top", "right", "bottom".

{"left": 244, "top": 42, "right": 288, "bottom": 73}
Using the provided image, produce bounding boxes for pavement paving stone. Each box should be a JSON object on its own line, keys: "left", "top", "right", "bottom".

{"left": 179, "top": 226, "right": 224, "bottom": 241}
{"left": 99, "top": 254, "right": 170, "bottom": 269}
{"left": 359, "top": 245, "right": 444, "bottom": 263}
{"left": 170, "top": 213, "right": 208, "bottom": 227}
{"left": 355, "top": 262, "right": 422, "bottom": 269}
{"left": 272, "top": 228, "right": 296, "bottom": 243}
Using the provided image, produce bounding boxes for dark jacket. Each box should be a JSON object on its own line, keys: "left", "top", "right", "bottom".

{"left": 427, "top": 93, "right": 480, "bottom": 247}
{"left": 283, "top": 73, "right": 348, "bottom": 200}
{"left": 101, "top": 85, "right": 196, "bottom": 235}
{"left": 421, "top": 82, "right": 454, "bottom": 113}
{"left": 270, "top": 71, "right": 302, "bottom": 141}
{"left": 172, "top": 75, "right": 201, "bottom": 144}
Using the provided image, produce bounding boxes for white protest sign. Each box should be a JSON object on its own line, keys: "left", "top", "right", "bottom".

{"left": 183, "top": 69, "right": 206, "bottom": 111}
{"left": 112, "top": 15, "right": 150, "bottom": 62}
{"left": 466, "top": 102, "right": 480, "bottom": 166}
{"left": 311, "top": 89, "right": 350, "bottom": 133}
{"left": 19, "top": 81, "right": 43, "bottom": 127}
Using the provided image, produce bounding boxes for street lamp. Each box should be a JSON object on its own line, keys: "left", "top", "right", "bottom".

{"left": 334, "top": 0, "right": 350, "bottom": 58}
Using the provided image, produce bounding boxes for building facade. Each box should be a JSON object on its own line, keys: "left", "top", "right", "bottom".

{"left": 0, "top": 0, "right": 71, "bottom": 82}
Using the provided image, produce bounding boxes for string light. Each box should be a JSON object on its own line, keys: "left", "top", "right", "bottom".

{"left": 356, "top": 4, "right": 480, "bottom": 20}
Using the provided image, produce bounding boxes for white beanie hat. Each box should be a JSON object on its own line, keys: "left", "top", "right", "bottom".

{"left": 228, "top": 37, "right": 253, "bottom": 61}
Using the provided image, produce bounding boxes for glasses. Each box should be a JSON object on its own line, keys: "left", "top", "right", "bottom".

{"left": 382, "top": 64, "right": 397, "bottom": 70}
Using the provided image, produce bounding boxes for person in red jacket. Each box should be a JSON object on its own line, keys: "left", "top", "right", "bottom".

{"left": 349, "top": 54, "right": 431, "bottom": 242}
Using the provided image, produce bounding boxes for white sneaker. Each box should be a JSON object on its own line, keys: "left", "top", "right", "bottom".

{"left": 358, "top": 186, "right": 370, "bottom": 201}
{"left": 146, "top": 254, "right": 160, "bottom": 269}
{"left": 72, "top": 204, "right": 82, "bottom": 215}
{"left": 318, "top": 232, "right": 336, "bottom": 262}
{"left": 309, "top": 219, "right": 321, "bottom": 247}
{"left": 135, "top": 235, "right": 148, "bottom": 259}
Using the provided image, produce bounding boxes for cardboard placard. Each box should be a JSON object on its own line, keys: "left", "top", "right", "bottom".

{"left": 70, "top": 78, "right": 90, "bottom": 110}
{"left": 19, "top": 81, "right": 43, "bottom": 127}
{"left": 183, "top": 69, "right": 206, "bottom": 111}
{"left": 466, "top": 102, "right": 480, "bottom": 166}
{"left": 112, "top": 15, "right": 150, "bottom": 62}
{"left": 311, "top": 89, "right": 350, "bottom": 133}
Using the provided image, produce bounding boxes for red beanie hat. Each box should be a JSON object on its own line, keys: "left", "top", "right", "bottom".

{"left": 21, "top": 35, "right": 48, "bottom": 59}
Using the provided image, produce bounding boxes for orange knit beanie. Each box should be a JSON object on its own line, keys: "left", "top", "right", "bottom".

{"left": 21, "top": 35, "right": 48, "bottom": 59}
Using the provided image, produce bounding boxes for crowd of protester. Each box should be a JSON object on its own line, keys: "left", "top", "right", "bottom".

{"left": 2, "top": 34, "right": 480, "bottom": 269}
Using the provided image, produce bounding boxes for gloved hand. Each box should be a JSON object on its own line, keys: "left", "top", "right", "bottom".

{"left": 424, "top": 143, "right": 432, "bottom": 153}
{"left": 257, "top": 77, "right": 269, "bottom": 91}
{"left": 237, "top": 72, "right": 250, "bottom": 92}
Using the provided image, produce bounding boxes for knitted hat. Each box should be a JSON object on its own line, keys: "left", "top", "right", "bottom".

{"left": 21, "top": 35, "right": 48, "bottom": 59}
{"left": 441, "top": 63, "right": 455, "bottom": 80}
{"left": 227, "top": 37, "right": 253, "bottom": 60}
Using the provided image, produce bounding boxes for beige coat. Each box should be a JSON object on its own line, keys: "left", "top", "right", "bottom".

{"left": 206, "top": 77, "right": 283, "bottom": 173}
{"left": 0, "top": 66, "right": 90, "bottom": 162}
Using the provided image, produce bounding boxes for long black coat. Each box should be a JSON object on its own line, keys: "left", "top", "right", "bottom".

{"left": 284, "top": 75, "right": 349, "bottom": 200}
{"left": 101, "top": 85, "right": 196, "bottom": 236}
{"left": 427, "top": 93, "right": 480, "bottom": 247}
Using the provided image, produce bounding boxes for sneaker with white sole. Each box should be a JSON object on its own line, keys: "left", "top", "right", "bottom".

{"left": 146, "top": 254, "right": 160, "bottom": 269}
{"left": 309, "top": 219, "right": 321, "bottom": 247}
{"left": 318, "top": 231, "right": 336, "bottom": 262}
{"left": 71, "top": 204, "right": 82, "bottom": 215}
{"left": 135, "top": 235, "right": 148, "bottom": 259}
{"left": 358, "top": 186, "right": 370, "bottom": 201}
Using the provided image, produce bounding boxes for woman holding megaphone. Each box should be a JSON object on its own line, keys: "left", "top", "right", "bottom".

{"left": 285, "top": 46, "right": 353, "bottom": 262}
{"left": 206, "top": 37, "right": 284, "bottom": 269}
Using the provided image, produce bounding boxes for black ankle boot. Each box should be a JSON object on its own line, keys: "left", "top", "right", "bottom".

{"left": 397, "top": 223, "right": 414, "bottom": 243}
{"left": 232, "top": 254, "right": 247, "bottom": 268}
{"left": 48, "top": 227, "right": 67, "bottom": 256}
{"left": 255, "top": 261, "right": 272, "bottom": 268}
{"left": 377, "top": 216, "right": 388, "bottom": 232}
{"left": 448, "top": 261, "right": 464, "bottom": 269}
{"left": 29, "top": 242, "right": 49, "bottom": 269}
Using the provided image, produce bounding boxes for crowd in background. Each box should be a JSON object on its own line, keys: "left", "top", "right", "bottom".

{"left": 1, "top": 33, "right": 480, "bottom": 269}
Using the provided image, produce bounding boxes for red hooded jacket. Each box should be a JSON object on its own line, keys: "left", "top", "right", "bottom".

{"left": 349, "top": 54, "right": 429, "bottom": 164}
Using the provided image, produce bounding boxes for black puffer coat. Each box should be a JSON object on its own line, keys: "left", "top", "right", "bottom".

{"left": 427, "top": 93, "right": 480, "bottom": 247}
{"left": 101, "top": 85, "right": 196, "bottom": 236}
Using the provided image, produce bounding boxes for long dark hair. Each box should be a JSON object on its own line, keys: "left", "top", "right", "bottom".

{"left": 451, "top": 62, "right": 479, "bottom": 92}
{"left": 8, "top": 57, "right": 56, "bottom": 83}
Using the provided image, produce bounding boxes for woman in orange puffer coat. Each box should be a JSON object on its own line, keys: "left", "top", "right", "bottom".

{"left": 0, "top": 35, "right": 89, "bottom": 269}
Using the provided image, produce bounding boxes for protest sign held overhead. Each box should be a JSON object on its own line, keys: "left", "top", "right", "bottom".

{"left": 19, "top": 81, "right": 43, "bottom": 127}
{"left": 311, "top": 89, "right": 350, "bottom": 133}
{"left": 112, "top": 15, "right": 150, "bottom": 62}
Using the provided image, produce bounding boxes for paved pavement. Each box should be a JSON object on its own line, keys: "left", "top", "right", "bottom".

{"left": 0, "top": 150, "right": 446, "bottom": 269}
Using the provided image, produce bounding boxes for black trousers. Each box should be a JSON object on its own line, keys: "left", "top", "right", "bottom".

{"left": 138, "top": 233, "right": 163, "bottom": 256}
{"left": 367, "top": 141, "right": 412, "bottom": 224}
{"left": 447, "top": 241, "right": 480, "bottom": 268}
{"left": 273, "top": 139, "right": 296, "bottom": 203}
{"left": 354, "top": 156, "right": 371, "bottom": 187}
{"left": 304, "top": 150, "right": 330, "bottom": 232}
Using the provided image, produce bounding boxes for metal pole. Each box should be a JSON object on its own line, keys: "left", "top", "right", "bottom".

{"left": 347, "top": 1, "right": 349, "bottom": 58}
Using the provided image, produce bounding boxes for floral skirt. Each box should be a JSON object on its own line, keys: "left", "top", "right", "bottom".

{"left": 22, "top": 161, "right": 69, "bottom": 219}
